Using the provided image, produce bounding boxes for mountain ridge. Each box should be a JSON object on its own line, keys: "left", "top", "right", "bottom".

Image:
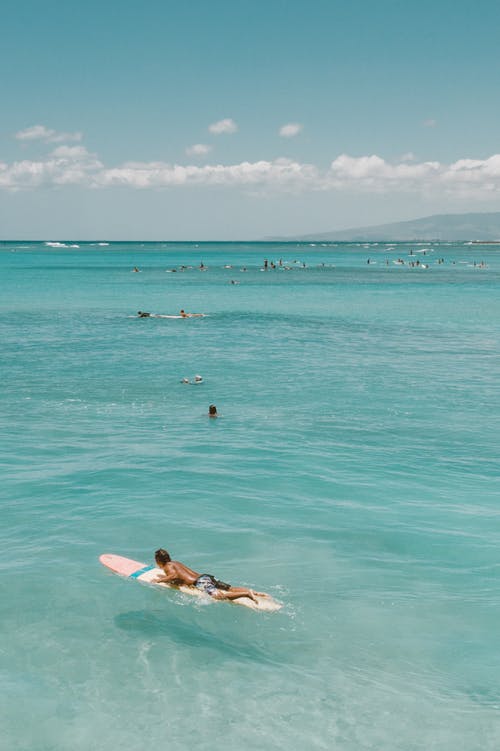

{"left": 266, "top": 212, "right": 500, "bottom": 242}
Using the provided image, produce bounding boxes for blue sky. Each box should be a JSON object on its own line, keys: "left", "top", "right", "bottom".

{"left": 1, "top": 0, "right": 500, "bottom": 238}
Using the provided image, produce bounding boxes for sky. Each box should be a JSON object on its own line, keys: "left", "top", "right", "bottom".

{"left": 1, "top": 0, "right": 500, "bottom": 239}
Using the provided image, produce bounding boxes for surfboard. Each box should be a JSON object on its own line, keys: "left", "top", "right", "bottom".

{"left": 99, "top": 554, "right": 282, "bottom": 612}
{"left": 134, "top": 314, "right": 208, "bottom": 319}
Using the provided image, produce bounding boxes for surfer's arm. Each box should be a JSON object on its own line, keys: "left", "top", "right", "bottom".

{"left": 153, "top": 572, "right": 180, "bottom": 584}
{"left": 154, "top": 561, "right": 191, "bottom": 585}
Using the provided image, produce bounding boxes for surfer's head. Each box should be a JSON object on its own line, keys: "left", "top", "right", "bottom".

{"left": 155, "top": 548, "right": 171, "bottom": 565}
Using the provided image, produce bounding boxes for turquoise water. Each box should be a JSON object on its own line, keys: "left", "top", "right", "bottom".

{"left": 1, "top": 241, "right": 500, "bottom": 750}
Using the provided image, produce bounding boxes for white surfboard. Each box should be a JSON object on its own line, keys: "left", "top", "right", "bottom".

{"left": 153, "top": 314, "right": 207, "bottom": 319}
{"left": 100, "top": 554, "right": 282, "bottom": 612}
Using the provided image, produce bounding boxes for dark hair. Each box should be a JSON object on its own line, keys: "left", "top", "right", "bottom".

{"left": 155, "top": 548, "right": 171, "bottom": 564}
{"left": 209, "top": 404, "right": 217, "bottom": 415}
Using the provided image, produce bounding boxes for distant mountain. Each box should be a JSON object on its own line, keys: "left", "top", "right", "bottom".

{"left": 269, "top": 212, "right": 500, "bottom": 242}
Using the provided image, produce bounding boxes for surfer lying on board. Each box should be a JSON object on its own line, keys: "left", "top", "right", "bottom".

{"left": 179, "top": 309, "right": 204, "bottom": 318}
{"left": 153, "top": 548, "right": 262, "bottom": 603}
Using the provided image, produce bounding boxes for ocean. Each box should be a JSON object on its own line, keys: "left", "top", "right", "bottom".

{"left": 1, "top": 240, "right": 499, "bottom": 750}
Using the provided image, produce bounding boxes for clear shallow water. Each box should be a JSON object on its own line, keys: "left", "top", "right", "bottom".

{"left": 1, "top": 241, "right": 500, "bottom": 750}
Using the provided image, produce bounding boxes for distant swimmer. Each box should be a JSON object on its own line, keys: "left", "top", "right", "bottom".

{"left": 208, "top": 404, "right": 218, "bottom": 418}
{"left": 179, "top": 309, "right": 204, "bottom": 318}
{"left": 133, "top": 267, "right": 140, "bottom": 272}
{"left": 181, "top": 375, "right": 203, "bottom": 384}
{"left": 137, "top": 311, "right": 151, "bottom": 317}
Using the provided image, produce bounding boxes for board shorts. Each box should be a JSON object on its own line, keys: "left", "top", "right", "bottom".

{"left": 194, "top": 574, "right": 218, "bottom": 595}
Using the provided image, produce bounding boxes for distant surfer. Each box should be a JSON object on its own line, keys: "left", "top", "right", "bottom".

{"left": 153, "top": 549, "right": 262, "bottom": 603}
{"left": 181, "top": 375, "right": 203, "bottom": 384}
{"left": 137, "top": 311, "right": 151, "bottom": 317}
{"left": 208, "top": 404, "right": 218, "bottom": 417}
{"left": 180, "top": 309, "right": 204, "bottom": 318}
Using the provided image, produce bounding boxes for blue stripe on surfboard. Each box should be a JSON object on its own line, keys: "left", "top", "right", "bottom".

{"left": 129, "top": 565, "right": 155, "bottom": 579}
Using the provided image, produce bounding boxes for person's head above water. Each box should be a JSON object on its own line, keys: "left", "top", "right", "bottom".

{"left": 155, "top": 548, "right": 171, "bottom": 565}
{"left": 208, "top": 404, "right": 218, "bottom": 417}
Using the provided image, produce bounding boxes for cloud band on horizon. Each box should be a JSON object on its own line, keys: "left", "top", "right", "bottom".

{"left": 2, "top": 145, "right": 500, "bottom": 197}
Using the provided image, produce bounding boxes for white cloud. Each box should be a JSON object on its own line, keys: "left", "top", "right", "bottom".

{"left": 324, "top": 153, "right": 500, "bottom": 196}
{"left": 4, "top": 141, "right": 500, "bottom": 199}
{"left": 0, "top": 146, "right": 102, "bottom": 190}
{"left": 95, "top": 158, "right": 317, "bottom": 189}
{"left": 423, "top": 119, "right": 437, "bottom": 128}
{"left": 279, "top": 123, "right": 303, "bottom": 138}
{"left": 15, "top": 124, "right": 82, "bottom": 144}
{"left": 15, "top": 125, "right": 54, "bottom": 141}
{"left": 400, "top": 152, "right": 416, "bottom": 162}
{"left": 328, "top": 154, "right": 440, "bottom": 185}
{"left": 325, "top": 154, "right": 443, "bottom": 194}
{"left": 50, "top": 145, "right": 91, "bottom": 159}
{"left": 208, "top": 118, "right": 238, "bottom": 135}
{"left": 185, "top": 143, "right": 212, "bottom": 157}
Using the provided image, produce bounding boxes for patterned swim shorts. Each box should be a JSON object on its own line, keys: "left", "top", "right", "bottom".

{"left": 194, "top": 574, "right": 217, "bottom": 595}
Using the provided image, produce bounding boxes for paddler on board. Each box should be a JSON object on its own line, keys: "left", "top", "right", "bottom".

{"left": 153, "top": 548, "right": 263, "bottom": 603}
{"left": 179, "top": 309, "right": 204, "bottom": 318}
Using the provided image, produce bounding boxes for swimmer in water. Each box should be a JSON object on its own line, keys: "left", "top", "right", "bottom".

{"left": 137, "top": 311, "right": 151, "bottom": 317}
{"left": 208, "top": 404, "right": 218, "bottom": 418}
{"left": 181, "top": 375, "right": 203, "bottom": 384}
